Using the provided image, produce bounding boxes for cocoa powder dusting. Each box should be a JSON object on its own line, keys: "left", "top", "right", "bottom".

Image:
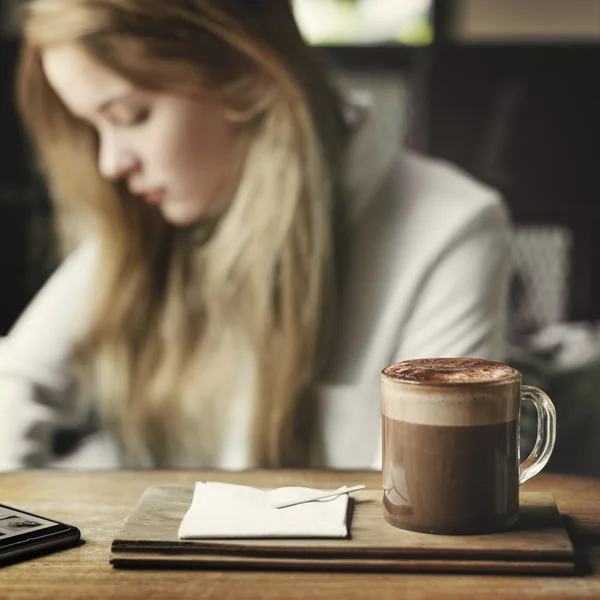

{"left": 382, "top": 357, "right": 520, "bottom": 384}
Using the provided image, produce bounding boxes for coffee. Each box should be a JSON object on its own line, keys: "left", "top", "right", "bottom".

{"left": 383, "top": 419, "right": 518, "bottom": 534}
{"left": 382, "top": 358, "right": 522, "bottom": 534}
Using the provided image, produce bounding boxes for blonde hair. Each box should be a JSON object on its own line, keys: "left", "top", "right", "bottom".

{"left": 18, "top": 0, "right": 348, "bottom": 467}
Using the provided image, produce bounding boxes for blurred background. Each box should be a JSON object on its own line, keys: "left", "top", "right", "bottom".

{"left": 1, "top": 0, "right": 600, "bottom": 475}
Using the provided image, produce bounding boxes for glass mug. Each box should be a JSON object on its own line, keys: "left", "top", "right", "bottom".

{"left": 381, "top": 357, "right": 556, "bottom": 535}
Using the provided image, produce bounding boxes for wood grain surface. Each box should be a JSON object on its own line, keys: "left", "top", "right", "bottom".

{"left": 0, "top": 469, "right": 599, "bottom": 599}
{"left": 110, "top": 486, "right": 574, "bottom": 573}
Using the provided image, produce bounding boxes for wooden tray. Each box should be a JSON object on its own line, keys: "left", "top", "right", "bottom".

{"left": 110, "top": 486, "right": 575, "bottom": 574}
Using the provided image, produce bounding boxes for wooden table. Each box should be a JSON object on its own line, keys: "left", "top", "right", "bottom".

{"left": 1, "top": 469, "right": 599, "bottom": 599}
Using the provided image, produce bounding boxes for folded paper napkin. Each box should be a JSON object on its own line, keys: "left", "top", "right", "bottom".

{"left": 178, "top": 482, "right": 349, "bottom": 539}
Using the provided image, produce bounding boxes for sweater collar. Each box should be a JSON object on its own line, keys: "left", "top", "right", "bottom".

{"left": 340, "top": 90, "right": 400, "bottom": 224}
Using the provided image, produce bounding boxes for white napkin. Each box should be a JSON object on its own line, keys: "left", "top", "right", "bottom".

{"left": 178, "top": 482, "right": 349, "bottom": 539}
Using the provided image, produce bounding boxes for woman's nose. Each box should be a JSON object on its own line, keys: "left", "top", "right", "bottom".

{"left": 98, "top": 135, "right": 139, "bottom": 182}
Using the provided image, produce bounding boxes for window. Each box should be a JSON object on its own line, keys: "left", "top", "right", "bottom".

{"left": 293, "top": 0, "right": 434, "bottom": 46}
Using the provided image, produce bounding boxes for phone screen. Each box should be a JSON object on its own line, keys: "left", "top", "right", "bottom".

{"left": 0, "top": 505, "right": 63, "bottom": 539}
{"left": 0, "top": 503, "right": 80, "bottom": 563}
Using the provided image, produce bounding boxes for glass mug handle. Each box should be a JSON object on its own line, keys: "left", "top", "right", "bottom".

{"left": 519, "top": 385, "right": 557, "bottom": 485}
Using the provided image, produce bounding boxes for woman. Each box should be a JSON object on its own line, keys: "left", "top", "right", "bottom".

{"left": 0, "top": 0, "right": 512, "bottom": 471}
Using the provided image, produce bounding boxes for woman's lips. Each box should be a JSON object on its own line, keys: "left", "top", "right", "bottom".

{"left": 140, "top": 189, "right": 165, "bottom": 204}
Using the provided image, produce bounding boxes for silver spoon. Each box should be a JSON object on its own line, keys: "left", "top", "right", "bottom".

{"left": 272, "top": 485, "right": 366, "bottom": 509}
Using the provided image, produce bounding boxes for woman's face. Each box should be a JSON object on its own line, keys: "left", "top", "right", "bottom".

{"left": 42, "top": 43, "right": 240, "bottom": 226}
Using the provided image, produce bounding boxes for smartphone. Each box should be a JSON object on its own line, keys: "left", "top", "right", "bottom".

{"left": 0, "top": 503, "right": 81, "bottom": 565}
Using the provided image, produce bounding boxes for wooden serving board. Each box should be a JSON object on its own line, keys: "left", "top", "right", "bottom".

{"left": 110, "top": 486, "right": 575, "bottom": 574}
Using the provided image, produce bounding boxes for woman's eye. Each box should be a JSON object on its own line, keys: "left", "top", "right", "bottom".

{"left": 129, "top": 109, "right": 150, "bottom": 126}
{"left": 112, "top": 108, "right": 150, "bottom": 127}
{"left": 131, "top": 108, "right": 150, "bottom": 125}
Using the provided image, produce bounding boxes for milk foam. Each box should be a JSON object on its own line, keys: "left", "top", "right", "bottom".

{"left": 381, "top": 358, "right": 520, "bottom": 426}
{"left": 382, "top": 380, "right": 520, "bottom": 426}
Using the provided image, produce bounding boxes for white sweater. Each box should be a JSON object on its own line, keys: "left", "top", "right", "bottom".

{"left": 0, "top": 98, "right": 512, "bottom": 471}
